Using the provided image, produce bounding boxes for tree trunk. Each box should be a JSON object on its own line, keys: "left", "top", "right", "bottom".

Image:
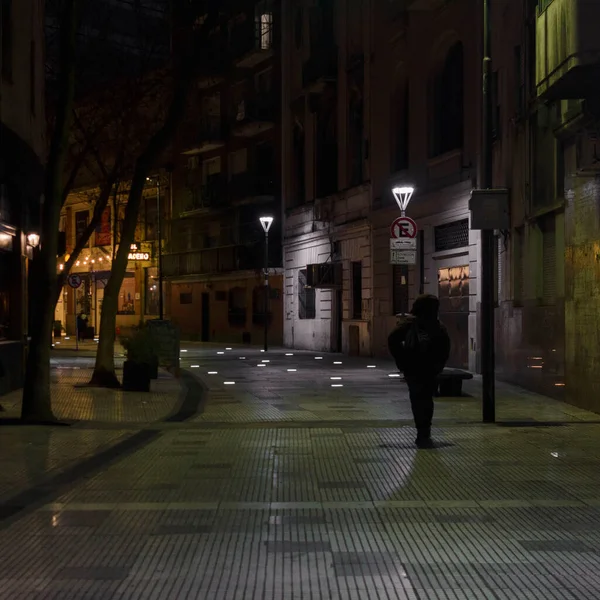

{"left": 22, "top": 0, "right": 79, "bottom": 422}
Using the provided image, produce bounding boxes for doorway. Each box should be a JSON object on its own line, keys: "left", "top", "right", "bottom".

{"left": 201, "top": 293, "right": 210, "bottom": 342}
{"left": 438, "top": 265, "right": 469, "bottom": 369}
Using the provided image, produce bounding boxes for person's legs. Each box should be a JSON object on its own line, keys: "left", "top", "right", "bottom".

{"left": 407, "top": 377, "right": 435, "bottom": 447}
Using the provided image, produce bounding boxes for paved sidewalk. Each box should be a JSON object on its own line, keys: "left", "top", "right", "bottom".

{"left": 0, "top": 357, "right": 189, "bottom": 510}
{"left": 1, "top": 345, "right": 600, "bottom": 599}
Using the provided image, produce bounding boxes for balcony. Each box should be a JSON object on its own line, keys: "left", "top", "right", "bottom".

{"left": 229, "top": 172, "right": 275, "bottom": 205}
{"left": 230, "top": 93, "right": 276, "bottom": 136}
{"left": 231, "top": 16, "right": 274, "bottom": 68}
{"left": 181, "top": 116, "right": 226, "bottom": 156}
{"left": 302, "top": 44, "right": 337, "bottom": 92}
{"left": 536, "top": 0, "right": 600, "bottom": 100}
{"left": 181, "top": 176, "right": 228, "bottom": 215}
{"left": 163, "top": 245, "right": 263, "bottom": 278}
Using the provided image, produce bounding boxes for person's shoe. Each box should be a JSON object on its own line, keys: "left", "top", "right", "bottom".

{"left": 415, "top": 436, "right": 434, "bottom": 449}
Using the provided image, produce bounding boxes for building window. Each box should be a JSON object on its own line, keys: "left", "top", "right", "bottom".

{"left": 491, "top": 70, "right": 500, "bottom": 141}
{"left": 179, "top": 292, "right": 192, "bottom": 305}
{"left": 30, "top": 41, "right": 35, "bottom": 114}
{"left": 1, "top": 0, "right": 13, "bottom": 81}
{"left": 434, "top": 219, "right": 469, "bottom": 252}
{"left": 430, "top": 42, "right": 464, "bottom": 157}
{"left": 228, "top": 287, "right": 247, "bottom": 326}
{"left": 391, "top": 84, "right": 409, "bottom": 172}
{"left": 0, "top": 256, "right": 10, "bottom": 340}
{"left": 352, "top": 261, "right": 362, "bottom": 319}
{"left": 294, "top": 7, "right": 302, "bottom": 48}
{"left": 298, "top": 269, "right": 315, "bottom": 319}
{"left": 258, "top": 12, "right": 273, "bottom": 50}
{"left": 541, "top": 216, "right": 556, "bottom": 306}
{"left": 145, "top": 196, "right": 158, "bottom": 241}
{"left": 74, "top": 210, "right": 89, "bottom": 247}
{"left": 118, "top": 278, "right": 136, "bottom": 314}
{"left": 145, "top": 267, "right": 159, "bottom": 315}
{"left": 392, "top": 265, "right": 409, "bottom": 315}
{"left": 513, "top": 227, "right": 524, "bottom": 305}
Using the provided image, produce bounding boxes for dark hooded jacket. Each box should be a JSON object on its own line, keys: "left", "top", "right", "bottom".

{"left": 388, "top": 295, "right": 451, "bottom": 378}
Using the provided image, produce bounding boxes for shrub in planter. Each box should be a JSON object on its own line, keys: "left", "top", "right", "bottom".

{"left": 121, "top": 326, "right": 158, "bottom": 392}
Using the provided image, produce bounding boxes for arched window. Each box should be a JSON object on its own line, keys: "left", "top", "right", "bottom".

{"left": 430, "top": 42, "right": 464, "bottom": 157}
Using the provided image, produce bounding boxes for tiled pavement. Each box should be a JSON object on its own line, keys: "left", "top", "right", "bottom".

{"left": 2, "top": 345, "right": 600, "bottom": 598}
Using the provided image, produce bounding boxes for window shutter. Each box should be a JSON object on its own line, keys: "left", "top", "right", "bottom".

{"left": 298, "top": 269, "right": 307, "bottom": 319}
{"left": 513, "top": 227, "right": 524, "bottom": 304}
{"left": 497, "top": 236, "right": 503, "bottom": 304}
{"left": 542, "top": 220, "right": 556, "bottom": 305}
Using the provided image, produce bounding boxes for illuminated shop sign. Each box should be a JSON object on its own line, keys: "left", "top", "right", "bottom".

{"left": 128, "top": 243, "right": 150, "bottom": 261}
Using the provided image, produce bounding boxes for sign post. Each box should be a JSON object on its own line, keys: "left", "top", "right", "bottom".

{"left": 67, "top": 274, "right": 83, "bottom": 350}
{"left": 389, "top": 215, "right": 418, "bottom": 266}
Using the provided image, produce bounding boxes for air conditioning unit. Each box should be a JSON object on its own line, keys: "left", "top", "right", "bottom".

{"left": 314, "top": 197, "right": 332, "bottom": 222}
{"left": 306, "top": 262, "right": 342, "bottom": 288}
{"left": 576, "top": 132, "right": 600, "bottom": 174}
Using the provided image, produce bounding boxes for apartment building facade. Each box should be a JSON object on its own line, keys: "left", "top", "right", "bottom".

{"left": 164, "top": 0, "right": 284, "bottom": 346}
{"left": 56, "top": 178, "right": 166, "bottom": 338}
{"left": 0, "top": 0, "right": 45, "bottom": 395}
{"left": 281, "top": 0, "right": 373, "bottom": 355}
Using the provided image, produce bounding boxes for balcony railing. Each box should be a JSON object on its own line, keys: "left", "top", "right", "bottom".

{"left": 231, "top": 93, "right": 276, "bottom": 128}
{"left": 163, "top": 245, "right": 264, "bottom": 278}
{"left": 180, "top": 115, "right": 226, "bottom": 154}
{"left": 229, "top": 172, "right": 275, "bottom": 201}
{"left": 182, "top": 178, "right": 228, "bottom": 214}
{"left": 536, "top": 0, "right": 600, "bottom": 99}
{"left": 302, "top": 44, "right": 338, "bottom": 89}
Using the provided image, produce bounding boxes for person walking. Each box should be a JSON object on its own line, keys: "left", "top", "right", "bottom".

{"left": 77, "top": 312, "right": 88, "bottom": 343}
{"left": 388, "top": 294, "right": 450, "bottom": 449}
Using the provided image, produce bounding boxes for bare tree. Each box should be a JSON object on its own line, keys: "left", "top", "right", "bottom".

{"left": 90, "top": 0, "right": 230, "bottom": 387}
{"left": 21, "top": 0, "right": 191, "bottom": 419}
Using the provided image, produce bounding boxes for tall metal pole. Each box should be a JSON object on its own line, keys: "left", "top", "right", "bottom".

{"left": 481, "top": 0, "right": 495, "bottom": 423}
{"left": 157, "top": 179, "right": 164, "bottom": 320}
{"left": 264, "top": 231, "right": 269, "bottom": 352}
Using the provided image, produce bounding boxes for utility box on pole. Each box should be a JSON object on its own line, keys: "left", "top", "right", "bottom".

{"left": 469, "top": 188, "right": 510, "bottom": 230}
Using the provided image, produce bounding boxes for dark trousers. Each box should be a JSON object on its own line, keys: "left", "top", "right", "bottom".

{"left": 406, "top": 377, "right": 436, "bottom": 437}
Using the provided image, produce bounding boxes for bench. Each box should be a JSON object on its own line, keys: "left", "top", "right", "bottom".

{"left": 436, "top": 368, "right": 473, "bottom": 397}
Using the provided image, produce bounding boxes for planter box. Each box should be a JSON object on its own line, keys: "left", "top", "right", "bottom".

{"left": 122, "top": 360, "right": 151, "bottom": 392}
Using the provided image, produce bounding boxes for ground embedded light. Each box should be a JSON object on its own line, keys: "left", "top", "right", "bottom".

{"left": 191, "top": 365, "right": 199, "bottom": 368}
{"left": 287, "top": 369, "right": 297, "bottom": 372}
{"left": 257, "top": 364, "right": 266, "bottom": 367}
{"left": 217, "top": 351, "right": 224, "bottom": 355}
{"left": 224, "top": 382, "right": 235, "bottom": 385}
{"left": 208, "top": 371, "right": 218, "bottom": 374}
{"left": 262, "top": 359, "right": 270, "bottom": 363}
{"left": 285, "top": 353, "right": 294, "bottom": 356}
{"left": 315, "top": 357, "right": 323, "bottom": 360}
{"left": 388, "top": 373, "right": 401, "bottom": 378}
{"left": 181, "top": 350, "right": 188, "bottom": 353}
{"left": 331, "top": 384, "right": 343, "bottom": 388}
{"left": 226, "top": 347, "right": 232, "bottom": 350}
{"left": 333, "top": 361, "right": 342, "bottom": 365}
{"left": 367, "top": 365, "right": 376, "bottom": 368}
{"left": 330, "top": 376, "right": 342, "bottom": 380}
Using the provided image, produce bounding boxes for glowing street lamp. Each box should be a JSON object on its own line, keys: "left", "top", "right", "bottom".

{"left": 259, "top": 216, "right": 274, "bottom": 352}
{"left": 391, "top": 186, "right": 415, "bottom": 216}
{"left": 27, "top": 232, "right": 40, "bottom": 248}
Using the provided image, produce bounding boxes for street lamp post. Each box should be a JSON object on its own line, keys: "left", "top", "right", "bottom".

{"left": 259, "top": 216, "right": 274, "bottom": 352}
{"left": 481, "top": 0, "right": 495, "bottom": 423}
{"left": 147, "top": 176, "right": 164, "bottom": 320}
